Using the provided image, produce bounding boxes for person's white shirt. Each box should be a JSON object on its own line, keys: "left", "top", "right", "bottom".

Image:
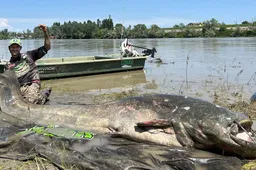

{"left": 121, "top": 39, "right": 139, "bottom": 57}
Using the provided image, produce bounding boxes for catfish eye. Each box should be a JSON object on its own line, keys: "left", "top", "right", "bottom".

{"left": 230, "top": 123, "right": 238, "bottom": 135}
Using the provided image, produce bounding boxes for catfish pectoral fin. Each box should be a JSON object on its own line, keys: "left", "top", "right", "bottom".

{"left": 110, "top": 132, "right": 123, "bottom": 138}
{"left": 137, "top": 119, "right": 172, "bottom": 128}
{"left": 171, "top": 119, "right": 194, "bottom": 147}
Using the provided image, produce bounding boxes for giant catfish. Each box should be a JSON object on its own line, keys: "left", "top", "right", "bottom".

{"left": 0, "top": 70, "right": 255, "bottom": 158}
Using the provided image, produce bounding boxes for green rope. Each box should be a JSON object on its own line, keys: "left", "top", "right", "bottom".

{"left": 17, "top": 125, "right": 94, "bottom": 140}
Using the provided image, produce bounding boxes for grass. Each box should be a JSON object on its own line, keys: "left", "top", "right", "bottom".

{"left": 92, "top": 87, "right": 142, "bottom": 103}
{"left": 0, "top": 157, "right": 58, "bottom": 170}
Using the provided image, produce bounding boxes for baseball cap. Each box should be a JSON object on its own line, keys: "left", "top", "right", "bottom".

{"left": 9, "top": 39, "right": 22, "bottom": 47}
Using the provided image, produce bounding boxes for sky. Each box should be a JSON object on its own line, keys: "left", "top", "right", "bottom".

{"left": 0, "top": 0, "right": 256, "bottom": 32}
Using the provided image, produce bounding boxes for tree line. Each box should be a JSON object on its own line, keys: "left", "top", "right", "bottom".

{"left": 0, "top": 17, "right": 256, "bottom": 40}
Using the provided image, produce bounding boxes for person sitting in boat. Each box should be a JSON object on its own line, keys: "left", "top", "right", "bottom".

{"left": 4, "top": 24, "right": 52, "bottom": 104}
{"left": 121, "top": 38, "right": 139, "bottom": 57}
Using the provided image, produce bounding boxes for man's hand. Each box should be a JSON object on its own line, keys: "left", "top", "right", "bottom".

{"left": 38, "top": 24, "right": 47, "bottom": 32}
{"left": 38, "top": 24, "right": 51, "bottom": 51}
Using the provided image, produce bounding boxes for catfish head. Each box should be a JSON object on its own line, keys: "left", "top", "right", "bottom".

{"left": 198, "top": 112, "right": 256, "bottom": 158}
{"left": 136, "top": 94, "right": 256, "bottom": 159}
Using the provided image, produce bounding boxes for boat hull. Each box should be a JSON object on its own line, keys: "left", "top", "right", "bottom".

{"left": 0, "top": 55, "right": 148, "bottom": 79}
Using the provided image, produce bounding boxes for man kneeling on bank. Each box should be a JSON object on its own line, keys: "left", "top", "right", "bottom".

{"left": 5, "top": 24, "right": 51, "bottom": 104}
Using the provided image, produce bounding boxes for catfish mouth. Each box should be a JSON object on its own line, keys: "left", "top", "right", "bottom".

{"left": 230, "top": 120, "right": 256, "bottom": 148}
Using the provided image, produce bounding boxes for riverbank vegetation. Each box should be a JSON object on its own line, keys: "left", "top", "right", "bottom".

{"left": 0, "top": 17, "right": 256, "bottom": 39}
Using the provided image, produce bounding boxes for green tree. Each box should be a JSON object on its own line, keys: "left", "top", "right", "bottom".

{"left": 241, "top": 21, "right": 250, "bottom": 25}
{"left": 122, "top": 25, "right": 132, "bottom": 38}
{"left": 184, "top": 28, "right": 202, "bottom": 38}
{"left": 216, "top": 23, "right": 232, "bottom": 37}
{"left": 97, "top": 28, "right": 110, "bottom": 39}
{"left": 148, "top": 24, "right": 163, "bottom": 38}
{"left": 26, "top": 29, "right": 32, "bottom": 38}
{"left": 202, "top": 18, "right": 219, "bottom": 37}
{"left": 51, "top": 22, "right": 62, "bottom": 39}
{"left": 33, "top": 26, "right": 44, "bottom": 38}
{"left": 232, "top": 26, "right": 242, "bottom": 37}
{"left": 101, "top": 15, "right": 114, "bottom": 30}
{"left": 8, "top": 31, "right": 17, "bottom": 39}
{"left": 179, "top": 23, "right": 185, "bottom": 28}
{"left": 114, "top": 23, "right": 124, "bottom": 39}
{"left": 61, "top": 21, "right": 74, "bottom": 39}
{"left": 219, "top": 23, "right": 227, "bottom": 32}
{"left": 83, "top": 20, "right": 98, "bottom": 38}
{"left": 0, "top": 29, "right": 9, "bottom": 39}
{"left": 132, "top": 24, "right": 147, "bottom": 38}
{"left": 97, "top": 19, "right": 101, "bottom": 28}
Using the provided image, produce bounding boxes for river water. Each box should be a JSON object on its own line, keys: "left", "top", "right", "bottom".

{"left": 1, "top": 38, "right": 256, "bottom": 102}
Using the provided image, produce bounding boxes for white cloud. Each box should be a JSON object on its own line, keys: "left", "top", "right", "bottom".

{"left": 0, "top": 18, "right": 13, "bottom": 30}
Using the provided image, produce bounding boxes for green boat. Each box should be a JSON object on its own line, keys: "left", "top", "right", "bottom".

{"left": 0, "top": 55, "right": 148, "bottom": 79}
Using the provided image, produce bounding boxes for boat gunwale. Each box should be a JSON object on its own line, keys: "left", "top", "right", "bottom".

{"left": 39, "top": 66, "right": 145, "bottom": 79}
{"left": 0, "top": 55, "right": 148, "bottom": 66}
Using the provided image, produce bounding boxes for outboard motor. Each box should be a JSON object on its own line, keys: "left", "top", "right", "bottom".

{"left": 142, "top": 47, "right": 157, "bottom": 58}
{"left": 150, "top": 47, "right": 157, "bottom": 58}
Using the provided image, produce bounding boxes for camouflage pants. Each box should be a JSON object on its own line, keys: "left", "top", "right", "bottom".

{"left": 20, "top": 83, "right": 49, "bottom": 104}
{"left": 122, "top": 49, "right": 134, "bottom": 57}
